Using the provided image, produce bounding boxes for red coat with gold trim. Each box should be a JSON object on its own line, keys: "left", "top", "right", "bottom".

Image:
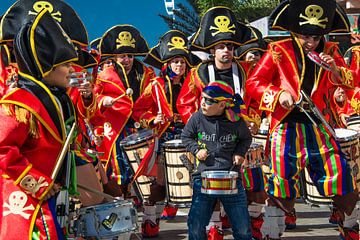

{"left": 94, "top": 65, "right": 133, "bottom": 164}
{"left": 176, "top": 61, "right": 250, "bottom": 124}
{"left": 0, "top": 74, "right": 70, "bottom": 240}
{"left": 132, "top": 77, "right": 173, "bottom": 136}
{"left": 245, "top": 38, "right": 355, "bottom": 133}
{"left": 93, "top": 62, "right": 153, "bottom": 163}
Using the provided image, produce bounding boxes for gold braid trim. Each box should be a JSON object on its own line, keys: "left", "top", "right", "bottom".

{"left": 189, "top": 73, "right": 196, "bottom": 94}
{"left": 2, "top": 104, "right": 39, "bottom": 138}
{"left": 270, "top": 44, "right": 282, "bottom": 64}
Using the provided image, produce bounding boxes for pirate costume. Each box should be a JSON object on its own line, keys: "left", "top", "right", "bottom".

{"left": 132, "top": 30, "right": 200, "bottom": 237}
{"left": 0, "top": 10, "right": 78, "bottom": 240}
{"left": 246, "top": 0, "right": 359, "bottom": 239}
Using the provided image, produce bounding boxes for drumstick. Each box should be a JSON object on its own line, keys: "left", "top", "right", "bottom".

{"left": 77, "top": 183, "right": 118, "bottom": 201}
{"left": 112, "top": 88, "right": 133, "bottom": 103}
{"left": 51, "top": 123, "right": 77, "bottom": 179}
{"left": 152, "top": 81, "right": 162, "bottom": 114}
{"left": 153, "top": 81, "right": 164, "bottom": 124}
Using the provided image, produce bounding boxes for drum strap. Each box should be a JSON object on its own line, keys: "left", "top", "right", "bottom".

{"left": 208, "top": 63, "right": 242, "bottom": 96}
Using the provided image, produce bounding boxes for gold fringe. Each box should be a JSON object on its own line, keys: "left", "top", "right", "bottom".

{"left": 14, "top": 106, "right": 28, "bottom": 124}
{"left": 143, "top": 83, "right": 153, "bottom": 97}
{"left": 1, "top": 104, "right": 12, "bottom": 116}
{"left": 29, "top": 113, "right": 39, "bottom": 138}
{"left": 1, "top": 104, "right": 39, "bottom": 138}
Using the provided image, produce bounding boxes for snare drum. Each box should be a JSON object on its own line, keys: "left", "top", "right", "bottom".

{"left": 163, "top": 139, "right": 193, "bottom": 207}
{"left": 244, "top": 143, "right": 265, "bottom": 168}
{"left": 201, "top": 171, "right": 238, "bottom": 195}
{"left": 75, "top": 199, "right": 137, "bottom": 238}
{"left": 120, "top": 129, "right": 154, "bottom": 202}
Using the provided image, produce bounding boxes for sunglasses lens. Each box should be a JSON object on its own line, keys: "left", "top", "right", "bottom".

{"left": 203, "top": 96, "right": 218, "bottom": 105}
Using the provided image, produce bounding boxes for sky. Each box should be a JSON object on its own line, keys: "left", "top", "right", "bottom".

{"left": 0, "top": 0, "right": 188, "bottom": 47}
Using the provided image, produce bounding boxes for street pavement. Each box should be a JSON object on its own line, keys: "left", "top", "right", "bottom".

{"left": 130, "top": 199, "right": 341, "bottom": 239}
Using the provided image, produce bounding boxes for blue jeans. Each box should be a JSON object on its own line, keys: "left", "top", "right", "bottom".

{"left": 188, "top": 176, "right": 252, "bottom": 240}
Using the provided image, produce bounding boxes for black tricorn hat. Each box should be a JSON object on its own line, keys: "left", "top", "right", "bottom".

{"left": 234, "top": 27, "right": 267, "bottom": 60}
{"left": 0, "top": 0, "right": 88, "bottom": 46}
{"left": 190, "top": 6, "right": 257, "bottom": 51}
{"left": 73, "top": 44, "right": 98, "bottom": 69}
{"left": 100, "top": 24, "right": 149, "bottom": 57}
{"left": 144, "top": 30, "right": 201, "bottom": 69}
{"left": 14, "top": 9, "right": 78, "bottom": 79}
{"left": 90, "top": 38, "right": 101, "bottom": 51}
{"left": 269, "top": 0, "right": 350, "bottom": 35}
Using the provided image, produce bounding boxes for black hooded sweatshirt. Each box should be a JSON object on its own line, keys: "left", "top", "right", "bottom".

{"left": 181, "top": 110, "right": 252, "bottom": 176}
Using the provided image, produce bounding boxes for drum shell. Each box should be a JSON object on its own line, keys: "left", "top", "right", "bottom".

{"left": 201, "top": 171, "right": 238, "bottom": 195}
{"left": 75, "top": 200, "right": 138, "bottom": 238}
{"left": 120, "top": 130, "right": 154, "bottom": 203}
{"left": 163, "top": 140, "right": 193, "bottom": 207}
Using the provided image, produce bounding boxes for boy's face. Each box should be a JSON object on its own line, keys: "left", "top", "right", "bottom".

{"left": 201, "top": 93, "right": 226, "bottom": 116}
{"left": 43, "top": 62, "right": 74, "bottom": 88}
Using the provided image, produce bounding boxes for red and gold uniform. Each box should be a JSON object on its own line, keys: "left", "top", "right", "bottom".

{"left": 0, "top": 75, "right": 72, "bottom": 239}
{"left": 247, "top": 39, "right": 354, "bottom": 133}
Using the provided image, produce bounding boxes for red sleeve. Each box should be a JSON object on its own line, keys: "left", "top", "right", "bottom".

{"left": 176, "top": 69, "right": 202, "bottom": 124}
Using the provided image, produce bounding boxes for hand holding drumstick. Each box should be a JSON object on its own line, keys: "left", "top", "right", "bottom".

{"left": 102, "top": 88, "right": 133, "bottom": 107}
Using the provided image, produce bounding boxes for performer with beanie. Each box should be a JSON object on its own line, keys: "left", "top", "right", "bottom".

{"left": 182, "top": 81, "right": 252, "bottom": 240}
{"left": 246, "top": 0, "right": 359, "bottom": 239}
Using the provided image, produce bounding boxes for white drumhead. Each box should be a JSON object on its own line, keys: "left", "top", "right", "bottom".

{"left": 335, "top": 128, "right": 359, "bottom": 140}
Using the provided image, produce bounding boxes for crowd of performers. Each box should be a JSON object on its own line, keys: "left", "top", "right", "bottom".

{"left": 0, "top": 0, "right": 360, "bottom": 240}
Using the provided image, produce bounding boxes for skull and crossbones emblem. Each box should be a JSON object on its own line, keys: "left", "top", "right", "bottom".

{"left": 104, "top": 122, "right": 114, "bottom": 140}
{"left": 28, "top": 1, "right": 62, "bottom": 22}
{"left": 299, "top": 5, "right": 328, "bottom": 29}
{"left": 263, "top": 90, "right": 276, "bottom": 110}
{"left": 167, "top": 36, "right": 188, "bottom": 53}
{"left": 3, "top": 191, "right": 35, "bottom": 219}
{"left": 20, "top": 175, "right": 49, "bottom": 198}
{"left": 116, "top": 31, "right": 136, "bottom": 49}
{"left": 209, "top": 16, "right": 236, "bottom": 36}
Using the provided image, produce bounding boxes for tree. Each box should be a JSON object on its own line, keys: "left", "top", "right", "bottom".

{"left": 195, "top": 0, "right": 280, "bottom": 23}
{"left": 159, "top": 0, "right": 281, "bottom": 35}
{"left": 159, "top": 0, "right": 200, "bottom": 36}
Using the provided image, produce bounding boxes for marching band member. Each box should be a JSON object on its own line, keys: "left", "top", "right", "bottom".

{"left": 95, "top": 25, "right": 154, "bottom": 196}
{"left": 0, "top": 10, "right": 78, "bottom": 239}
{"left": 176, "top": 6, "right": 258, "bottom": 125}
{"left": 67, "top": 45, "right": 121, "bottom": 206}
{"left": 182, "top": 81, "right": 252, "bottom": 240}
{"left": 132, "top": 29, "right": 200, "bottom": 238}
{"left": 176, "top": 6, "right": 258, "bottom": 238}
{"left": 246, "top": 0, "right": 359, "bottom": 239}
